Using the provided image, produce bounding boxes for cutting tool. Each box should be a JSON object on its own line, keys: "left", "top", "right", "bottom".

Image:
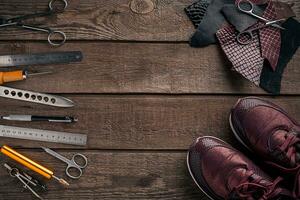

{"left": 0, "top": 69, "right": 74, "bottom": 107}
{"left": 236, "top": 0, "right": 287, "bottom": 45}
{"left": 42, "top": 147, "right": 88, "bottom": 179}
{"left": 237, "top": 0, "right": 285, "bottom": 30}
{"left": 0, "top": 0, "right": 68, "bottom": 46}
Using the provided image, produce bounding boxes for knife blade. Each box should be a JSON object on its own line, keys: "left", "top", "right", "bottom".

{"left": 0, "top": 86, "right": 74, "bottom": 107}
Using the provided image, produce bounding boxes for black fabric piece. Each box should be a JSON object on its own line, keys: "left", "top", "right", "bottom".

{"left": 190, "top": 0, "right": 234, "bottom": 47}
{"left": 260, "top": 18, "right": 300, "bottom": 94}
{"left": 185, "top": 0, "right": 210, "bottom": 28}
{"left": 221, "top": 4, "right": 265, "bottom": 32}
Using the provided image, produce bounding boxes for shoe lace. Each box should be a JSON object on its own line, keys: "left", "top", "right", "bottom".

{"left": 267, "top": 131, "right": 300, "bottom": 198}
{"left": 229, "top": 171, "right": 286, "bottom": 200}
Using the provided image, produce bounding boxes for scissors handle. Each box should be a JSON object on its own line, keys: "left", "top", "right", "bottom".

{"left": 237, "top": 0, "right": 268, "bottom": 22}
{"left": 72, "top": 153, "right": 88, "bottom": 168}
{"left": 49, "top": 0, "right": 68, "bottom": 12}
{"left": 20, "top": 24, "right": 66, "bottom": 46}
{"left": 48, "top": 31, "right": 67, "bottom": 46}
{"left": 236, "top": 31, "right": 253, "bottom": 45}
{"left": 65, "top": 153, "right": 88, "bottom": 179}
{"left": 66, "top": 165, "right": 83, "bottom": 179}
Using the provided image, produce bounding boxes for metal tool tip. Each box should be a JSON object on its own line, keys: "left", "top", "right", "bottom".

{"left": 53, "top": 175, "right": 69, "bottom": 186}
{"left": 60, "top": 179, "right": 70, "bottom": 186}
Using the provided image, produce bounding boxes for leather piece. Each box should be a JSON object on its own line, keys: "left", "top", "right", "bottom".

{"left": 185, "top": 0, "right": 210, "bottom": 28}
{"left": 190, "top": 0, "right": 235, "bottom": 47}
{"left": 259, "top": 1, "right": 281, "bottom": 71}
{"left": 216, "top": 24, "right": 264, "bottom": 85}
{"left": 273, "top": 1, "right": 295, "bottom": 19}
{"left": 221, "top": 3, "right": 264, "bottom": 32}
{"left": 260, "top": 18, "right": 300, "bottom": 94}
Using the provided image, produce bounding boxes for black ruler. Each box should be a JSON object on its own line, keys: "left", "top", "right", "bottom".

{"left": 0, "top": 51, "right": 83, "bottom": 67}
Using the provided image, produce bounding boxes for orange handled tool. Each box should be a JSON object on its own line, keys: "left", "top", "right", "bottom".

{"left": 0, "top": 70, "right": 51, "bottom": 85}
{"left": 1, "top": 145, "right": 69, "bottom": 186}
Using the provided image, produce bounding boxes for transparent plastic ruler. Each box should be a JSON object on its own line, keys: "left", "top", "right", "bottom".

{"left": 0, "top": 125, "right": 87, "bottom": 146}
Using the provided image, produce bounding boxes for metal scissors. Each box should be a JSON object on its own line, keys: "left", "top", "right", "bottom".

{"left": 237, "top": 0, "right": 285, "bottom": 30}
{"left": 236, "top": 19, "right": 285, "bottom": 45}
{"left": 41, "top": 147, "right": 88, "bottom": 179}
{"left": 0, "top": 0, "right": 67, "bottom": 46}
{"left": 236, "top": 0, "right": 286, "bottom": 45}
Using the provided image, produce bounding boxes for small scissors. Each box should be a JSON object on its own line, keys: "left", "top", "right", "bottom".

{"left": 0, "top": 0, "right": 67, "bottom": 46}
{"left": 41, "top": 147, "right": 88, "bottom": 179}
{"left": 236, "top": 19, "right": 285, "bottom": 45}
{"left": 236, "top": 0, "right": 286, "bottom": 45}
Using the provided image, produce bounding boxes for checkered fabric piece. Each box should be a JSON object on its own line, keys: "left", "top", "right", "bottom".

{"left": 217, "top": 25, "right": 264, "bottom": 85}
{"left": 235, "top": 0, "right": 268, "bottom": 5}
{"left": 185, "top": 0, "right": 210, "bottom": 28}
{"left": 259, "top": 1, "right": 281, "bottom": 71}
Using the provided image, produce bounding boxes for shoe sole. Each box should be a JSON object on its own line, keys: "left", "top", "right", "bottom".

{"left": 229, "top": 113, "right": 252, "bottom": 152}
{"left": 186, "top": 136, "right": 227, "bottom": 200}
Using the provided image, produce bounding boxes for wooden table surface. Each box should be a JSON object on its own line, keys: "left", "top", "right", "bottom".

{"left": 0, "top": 0, "right": 299, "bottom": 199}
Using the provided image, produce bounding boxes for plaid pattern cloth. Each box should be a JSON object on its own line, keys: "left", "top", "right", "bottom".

{"left": 217, "top": 25, "right": 264, "bottom": 85}
{"left": 259, "top": 1, "right": 281, "bottom": 71}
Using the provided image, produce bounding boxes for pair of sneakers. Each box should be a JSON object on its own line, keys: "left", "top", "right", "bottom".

{"left": 187, "top": 97, "right": 300, "bottom": 200}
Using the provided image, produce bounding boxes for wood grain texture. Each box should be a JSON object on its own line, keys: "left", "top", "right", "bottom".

{"left": 0, "top": 151, "right": 208, "bottom": 200}
{"left": 0, "top": 42, "right": 299, "bottom": 94}
{"left": 0, "top": 95, "right": 299, "bottom": 150}
{"left": 0, "top": 0, "right": 298, "bottom": 41}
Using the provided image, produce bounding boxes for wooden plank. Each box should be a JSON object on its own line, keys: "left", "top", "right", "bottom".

{"left": 0, "top": 42, "right": 299, "bottom": 94}
{"left": 0, "top": 151, "right": 207, "bottom": 200}
{"left": 0, "top": 0, "right": 298, "bottom": 41}
{"left": 0, "top": 95, "right": 299, "bottom": 150}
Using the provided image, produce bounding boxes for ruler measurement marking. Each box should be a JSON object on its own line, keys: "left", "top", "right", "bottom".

{"left": 0, "top": 126, "right": 86, "bottom": 146}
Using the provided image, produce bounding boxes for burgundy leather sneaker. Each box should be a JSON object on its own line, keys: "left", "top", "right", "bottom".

{"left": 230, "top": 97, "right": 300, "bottom": 198}
{"left": 187, "top": 136, "right": 293, "bottom": 200}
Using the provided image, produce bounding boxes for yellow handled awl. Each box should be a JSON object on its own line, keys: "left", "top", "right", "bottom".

{"left": 0, "top": 70, "right": 51, "bottom": 85}
{"left": 1, "top": 145, "right": 69, "bottom": 186}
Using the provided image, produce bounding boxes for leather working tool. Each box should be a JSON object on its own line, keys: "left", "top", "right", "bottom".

{"left": 0, "top": 51, "right": 83, "bottom": 107}
{"left": 0, "top": 0, "right": 68, "bottom": 46}
{"left": 236, "top": 0, "right": 287, "bottom": 45}
{"left": 0, "top": 86, "right": 74, "bottom": 107}
{"left": 236, "top": 19, "right": 286, "bottom": 45}
{"left": 41, "top": 147, "right": 88, "bottom": 179}
{"left": 1, "top": 114, "right": 78, "bottom": 123}
{"left": 0, "top": 69, "right": 75, "bottom": 107}
{"left": 0, "top": 125, "right": 87, "bottom": 145}
{"left": 4, "top": 163, "right": 46, "bottom": 200}
{"left": 0, "top": 70, "right": 51, "bottom": 85}
{"left": 0, "top": 51, "right": 83, "bottom": 67}
{"left": 238, "top": 0, "right": 285, "bottom": 30}
{"left": 1, "top": 145, "right": 69, "bottom": 186}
